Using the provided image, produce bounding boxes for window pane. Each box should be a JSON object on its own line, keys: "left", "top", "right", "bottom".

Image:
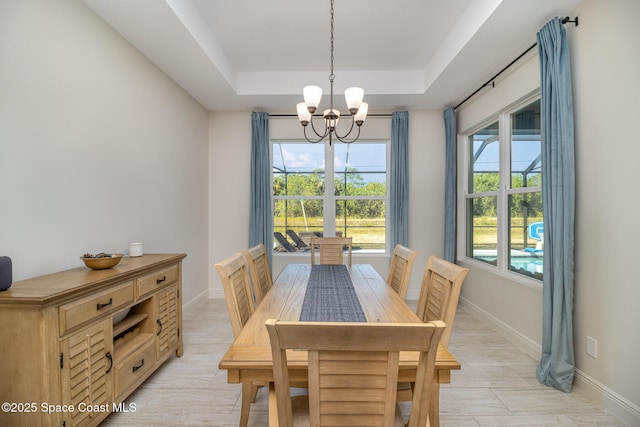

{"left": 335, "top": 200, "right": 386, "bottom": 250}
{"left": 511, "top": 100, "right": 541, "bottom": 189}
{"left": 273, "top": 199, "right": 324, "bottom": 248}
{"left": 509, "top": 192, "right": 543, "bottom": 279}
{"left": 334, "top": 173, "right": 386, "bottom": 196}
{"left": 334, "top": 143, "right": 386, "bottom": 173}
{"left": 467, "top": 196, "right": 497, "bottom": 264}
{"left": 334, "top": 143, "right": 386, "bottom": 196}
{"left": 273, "top": 143, "right": 325, "bottom": 196}
{"left": 469, "top": 121, "right": 499, "bottom": 193}
{"left": 273, "top": 172, "right": 324, "bottom": 196}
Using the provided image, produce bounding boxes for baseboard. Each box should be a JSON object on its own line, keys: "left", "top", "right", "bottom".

{"left": 458, "top": 297, "right": 541, "bottom": 359}
{"left": 182, "top": 288, "right": 210, "bottom": 314}
{"left": 459, "top": 297, "right": 640, "bottom": 426}
{"left": 208, "top": 287, "right": 225, "bottom": 299}
{"left": 574, "top": 368, "right": 640, "bottom": 426}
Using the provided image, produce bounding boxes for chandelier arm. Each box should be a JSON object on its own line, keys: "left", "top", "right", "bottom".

{"left": 303, "top": 124, "right": 327, "bottom": 144}
{"left": 334, "top": 123, "right": 361, "bottom": 144}
{"left": 308, "top": 116, "right": 331, "bottom": 139}
{"left": 333, "top": 114, "right": 357, "bottom": 140}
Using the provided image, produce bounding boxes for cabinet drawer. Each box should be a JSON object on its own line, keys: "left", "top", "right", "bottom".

{"left": 136, "top": 265, "right": 178, "bottom": 298}
{"left": 59, "top": 281, "right": 134, "bottom": 336}
{"left": 114, "top": 336, "right": 155, "bottom": 397}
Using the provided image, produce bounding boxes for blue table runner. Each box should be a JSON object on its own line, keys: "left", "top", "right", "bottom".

{"left": 299, "top": 265, "right": 366, "bottom": 322}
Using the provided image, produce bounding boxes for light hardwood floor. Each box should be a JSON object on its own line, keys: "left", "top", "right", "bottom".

{"left": 102, "top": 299, "right": 628, "bottom": 426}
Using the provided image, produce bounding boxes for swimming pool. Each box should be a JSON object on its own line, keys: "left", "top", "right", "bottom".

{"left": 474, "top": 253, "right": 543, "bottom": 277}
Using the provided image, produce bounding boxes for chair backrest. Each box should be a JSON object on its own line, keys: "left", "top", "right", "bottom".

{"left": 416, "top": 255, "right": 470, "bottom": 347}
{"left": 310, "top": 236, "right": 353, "bottom": 266}
{"left": 266, "top": 320, "right": 445, "bottom": 427}
{"left": 274, "top": 232, "right": 297, "bottom": 252}
{"left": 386, "top": 244, "right": 419, "bottom": 300}
{"left": 243, "top": 244, "right": 273, "bottom": 305}
{"left": 214, "top": 253, "right": 255, "bottom": 338}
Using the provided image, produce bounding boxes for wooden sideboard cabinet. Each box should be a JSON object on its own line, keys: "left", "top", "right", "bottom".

{"left": 0, "top": 253, "right": 186, "bottom": 427}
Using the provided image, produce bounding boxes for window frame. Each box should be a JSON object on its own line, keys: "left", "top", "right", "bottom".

{"left": 271, "top": 139, "right": 391, "bottom": 254}
{"left": 458, "top": 93, "right": 543, "bottom": 288}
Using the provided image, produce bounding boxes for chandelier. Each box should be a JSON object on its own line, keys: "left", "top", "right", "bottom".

{"left": 296, "top": 0, "right": 368, "bottom": 145}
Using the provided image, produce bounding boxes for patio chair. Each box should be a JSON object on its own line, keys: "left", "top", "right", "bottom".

{"left": 274, "top": 232, "right": 297, "bottom": 252}
{"left": 286, "top": 230, "right": 311, "bottom": 251}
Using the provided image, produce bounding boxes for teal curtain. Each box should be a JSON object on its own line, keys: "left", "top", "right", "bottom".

{"left": 443, "top": 107, "right": 457, "bottom": 263}
{"left": 389, "top": 112, "right": 409, "bottom": 249}
{"left": 535, "top": 17, "right": 576, "bottom": 393}
{"left": 249, "top": 112, "right": 273, "bottom": 266}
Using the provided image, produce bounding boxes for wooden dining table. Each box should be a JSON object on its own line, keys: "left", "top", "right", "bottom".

{"left": 218, "top": 263, "right": 461, "bottom": 426}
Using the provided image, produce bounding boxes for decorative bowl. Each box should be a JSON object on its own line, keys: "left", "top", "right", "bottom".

{"left": 112, "top": 307, "right": 130, "bottom": 324}
{"left": 80, "top": 253, "right": 124, "bottom": 270}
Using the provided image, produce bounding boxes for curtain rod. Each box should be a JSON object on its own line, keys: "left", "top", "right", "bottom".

{"left": 269, "top": 113, "right": 392, "bottom": 118}
{"left": 454, "top": 16, "right": 578, "bottom": 111}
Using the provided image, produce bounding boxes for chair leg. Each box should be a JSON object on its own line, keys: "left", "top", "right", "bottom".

{"left": 250, "top": 384, "right": 260, "bottom": 403}
{"left": 428, "top": 383, "right": 441, "bottom": 427}
{"left": 240, "top": 382, "right": 253, "bottom": 427}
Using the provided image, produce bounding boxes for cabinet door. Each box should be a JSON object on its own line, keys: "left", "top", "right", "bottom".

{"left": 156, "top": 284, "right": 179, "bottom": 361}
{"left": 60, "top": 317, "right": 113, "bottom": 427}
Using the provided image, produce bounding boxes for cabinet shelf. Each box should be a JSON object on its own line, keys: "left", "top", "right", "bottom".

{"left": 114, "top": 332, "right": 154, "bottom": 361}
{"left": 113, "top": 313, "right": 148, "bottom": 337}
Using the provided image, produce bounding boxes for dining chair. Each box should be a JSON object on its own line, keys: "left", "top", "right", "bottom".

{"left": 398, "top": 255, "right": 470, "bottom": 426}
{"left": 243, "top": 244, "right": 273, "bottom": 305}
{"left": 416, "top": 255, "right": 470, "bottom": 348}
{"left": 386, "top": 244, "right": 419, "bottom": 300}
{"left": 214, "top": 253, "right": 258, "bottom": 427}
{"left": 266, "top": 319, "right": 446, "bottom": 427}
{"left": 310, "top": 236, "right": 353, "bottom": 266}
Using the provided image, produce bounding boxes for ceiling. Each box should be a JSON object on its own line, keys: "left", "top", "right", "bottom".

{"left": 83, "top": 0, "right": 582, "bottom": 113}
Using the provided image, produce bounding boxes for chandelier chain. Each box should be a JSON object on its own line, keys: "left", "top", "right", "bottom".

{"left": 296, "top": 0, "right": 367, "bottom": 145}
{"left": 329, "top": 0, "right": 335, "bottom": 83}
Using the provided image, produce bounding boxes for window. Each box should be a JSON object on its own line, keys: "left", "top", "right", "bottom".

{"left": 272, "top": 141, "right": 388, "bottom": 251}
{"left": 463, "top": 98, "right": 543, "bottom": 280}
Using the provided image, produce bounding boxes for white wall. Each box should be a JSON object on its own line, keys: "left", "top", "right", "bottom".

{"left": 208, "top": 112, "right": 447, "bottom": 298}
{"left": 456, "top": 0, "right": 640, "bottom": 423}
{"left": 208, "top": 111, "right": 252, "bottom": 298}
{"left": 0, "top": 0, "right": 210, "bottom": 306}
{"left": 572, "top": 0, "right": 640, "bottom": 421}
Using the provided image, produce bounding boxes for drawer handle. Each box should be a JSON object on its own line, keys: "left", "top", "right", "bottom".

{"left": 96, "top": 298, "right": 113, "bottom": 310}
{"left": 132, "top": 359, "right": 145, "bottom": 372}
{"left": 156, "top": 276, "right": 166, "bottom": 284}
{"left": 105, "top": 352, "right": 113, "bottom": 374}
{"left": 156, "top": 319, "right": 163, "bottom": 336}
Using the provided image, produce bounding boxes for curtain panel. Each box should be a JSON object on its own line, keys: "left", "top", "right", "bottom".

{"left": 443, "top": 107, "right": 457, "bottom": 263}
{"left": 535, "top": 17, "right": 576, "bottom": 393}
{"left": 249, "top": 112, "right": 273, "bottom": 266}
{"left": 390, "top": 111, "right": 409, "bottom": 250}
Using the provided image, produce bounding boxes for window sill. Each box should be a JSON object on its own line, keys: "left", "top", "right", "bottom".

{"left": 458, "top": 256, "right": 543, "bottom": 292}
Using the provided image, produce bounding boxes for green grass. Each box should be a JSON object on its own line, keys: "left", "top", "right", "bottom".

{"left": 275, "top": 216, "right": 386, "bottom": 249}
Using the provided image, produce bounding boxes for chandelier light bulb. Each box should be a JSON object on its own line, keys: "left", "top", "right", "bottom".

{"left": 297, "top": 102, "right": 312, "bottom": 126}
{"left": 354, "top": 102, "right": 368, "bottom": 126}
{"left": 303, "top": 85, "right": 323, "bottom": 113}
{"left": 344, "top": 87, "right": 364, "bottom": 114}
{"left": 323, "top": 108, "right": 340, "bottom": 129}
